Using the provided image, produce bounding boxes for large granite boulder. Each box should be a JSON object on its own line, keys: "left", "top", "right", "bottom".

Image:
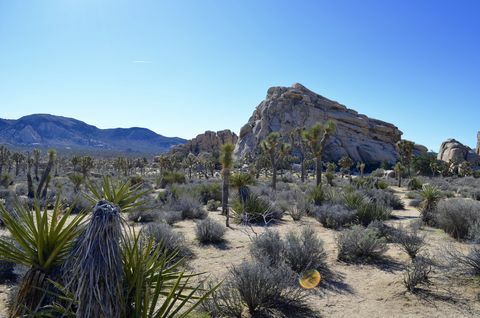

{"left": 438, "top": 138, "right": 479, "bottom": 164}
{"left": 171, "top": 129, "right": 238, "bottom": 156}
{"left": 234, "top": 83, "right": 402, "bottom": 166}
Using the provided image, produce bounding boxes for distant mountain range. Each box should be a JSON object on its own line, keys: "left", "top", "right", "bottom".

{"left": 0, "top": 114, "right": 186, "bottom": 154}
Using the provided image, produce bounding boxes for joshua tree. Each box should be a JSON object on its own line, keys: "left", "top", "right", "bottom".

{"left": 325, "top": 162, "right": 336, "bottom": 186}
{"left": 302, "top": 120, "right": 337, "bottom": 187}
{"left": 338, "top": 155, "right": 353, "bottom": 178}
{"left": 394, "top": 162, "right": 405, "bottom": 187}
{"left": 11, "top": 152, "right": 25, "bottom": 176}
{"left": 396, "top": 139, "right": 415, "bottom": 176}
{"left": 220, "top": 143, "right": 234, "bottom": 227}
{"left": 357, "top": 162, "right": 366, "bottom": 177}
{"left": 0, "top": 145, "right": 10, "bottom": 176}
{"left": 184, "top": 152, "right": 198, "bottom": 179}
{"left": 279, "top": 142, "right": 292, "bottom": 177}
{"left": 26, "top": 152, "right": 34, "bottom": 198}
{"left": 260, "top": 132, "right": 282, "bottom": 191}
{"left": 289, "top": 128, "right": 309, "bottom": 182}
{"left": 33, "top": 148, "right": 41, "bottom": 180}
{"left": 69, "top": 173, "right": 85, "bottom": 193}
{"left": 79, "top": 156, "right": 94, "bottom": 179}
{"left": 36, "top": 149, "right": 56, "bottom": 198}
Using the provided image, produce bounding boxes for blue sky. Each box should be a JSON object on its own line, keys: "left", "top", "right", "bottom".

{"left": 1, "top": 0, "right": 479, "bottom": 151}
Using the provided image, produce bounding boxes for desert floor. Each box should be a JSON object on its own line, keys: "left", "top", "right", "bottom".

{"left": 1, "top": 186, "right": 479, "bottom": 318}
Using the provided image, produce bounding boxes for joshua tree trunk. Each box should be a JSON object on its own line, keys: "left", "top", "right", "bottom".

{"left": 315, "top": 156, "right": 322, "bottom": 187}
{"left": 222, "top": 170, "right": 230, "bottom": 227}
{"left": 27, "top": 154, "right": 34, "bottom": 198}
{"left": 36, "top": 154, "right": 54, "bottom": 198}
{"left": 41, "top": 175, "right": 50, "bottom": 199}
{"left": 270, "top": 153, "right": 277, "bottom": 191}
{"left": 300, "top": 159, "right": 306, "bottom": 182}
{"left": 398, "top": 175, "right": 402, "bottom": 187}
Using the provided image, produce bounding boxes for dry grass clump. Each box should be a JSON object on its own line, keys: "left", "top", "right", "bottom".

{"left": 436, "top": 198, "right": 480, "bottom": 240}
{"left": 314, "top": 204, "right": 356, "bottom": 229}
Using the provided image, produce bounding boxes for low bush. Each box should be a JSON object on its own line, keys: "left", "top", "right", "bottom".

{"left": 445, "top": 244, "right": 480, "bottom": 276}
{"left": 193, "top": 182, "right": 222, "bottom": 204}
{"left": 362, "top": 188, "right": 404, "bottom": 210}
{"left": 392, "top": 226, "right": 426, "bottom": 259}
{"left": 231, "top": 194, "right": 281, "bottom": 224}
{"left": 355, "top": 198, "right": 392, "bottom": 226}
{"left": 157, "top": 171, "right": 186, "bottom": 188}
{"left": 436, "top": 198, "right": 480, "bottom": 240}
{"left": 229, "top": 261, "right": 303, "bottom": 315}
{"left": 128, "top": 210, "right": 160, "bottom": 223}
{"left": 337, "top": 225, "right": 387, "bottom": 262}
{"left": 250, "top": 230, "right": 285, "bottom": 267}
{"left": 314, "top": 204, "right": 356, "bottom": 229}
{"left": 308, "top": 185, "right": 325, "bottom": 206}
{"left": 165, "top": 194, "right": 207, "bottom": 220}
{"left": 284, "top": 227, "right": 329, "bottom": 275}
{"left": 200, "top": 280, "right": 243, "bottom": 318}
{"left": 404, "top": 257, "right": 432, "bottom": 292}
{"left": 407, "top": 177, "right": 423, "bottom": 191}
{"left": 206, "top": 199, "right": 220, "bottom": 211}
{"left": 195, "top": 218, "right": 226, "bottom": 244}
{"left": 142, "top": 223, "right": 193, "bottom": 260}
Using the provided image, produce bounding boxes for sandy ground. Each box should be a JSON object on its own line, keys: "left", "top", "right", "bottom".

{"left": 1, "top": 186, "right": 479, "bottom": 317}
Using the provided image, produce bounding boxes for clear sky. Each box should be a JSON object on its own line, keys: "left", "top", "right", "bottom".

{"left": 1, "top": 0, "right": 478, "bottom": 151}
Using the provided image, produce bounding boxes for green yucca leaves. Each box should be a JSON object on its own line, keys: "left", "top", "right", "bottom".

{"left": 0, "top": 197, "right": 86, "bottom": 271}
{"left": 86, "top": 176, "right": 150, "bottom": 212}
{"left": 122, "top": 228, "right": 218, "bottom": 318}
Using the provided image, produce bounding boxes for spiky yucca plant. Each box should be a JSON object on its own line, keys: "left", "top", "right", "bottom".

{"left": 419, "top": 184, "right": 442, "bottom": 225}
{"left": 123, "top": 229, "right": 218, "bottom": 318}
{"left": 0, "top": 197, "right": 86, "bottom": 317}
{"left": 86, "top": 176, "right": 150, "bottom": 213}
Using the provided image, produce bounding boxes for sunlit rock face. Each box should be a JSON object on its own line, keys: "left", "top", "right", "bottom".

{"left": 235, "top": 83, "right": 403, "bottom": 166}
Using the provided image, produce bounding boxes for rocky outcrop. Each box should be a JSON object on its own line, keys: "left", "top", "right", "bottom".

{"left": 171, "top": 130, "right": 238, "bottom": 156}
{"left": 234, "top": 83, "right": 403, "bottom": 166}
{"left": 438, "top": 138, "right": 479, "bottom": 164}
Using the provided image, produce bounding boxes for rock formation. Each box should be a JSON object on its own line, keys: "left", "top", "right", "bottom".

{"left": 234, "top": 83, "right": 403, "bottom": 166}
{"left": 438, "top": 138, "right": 479, "bottom": 164}
{"left": 171, "top": 130, "right": 238, "bottom": 156}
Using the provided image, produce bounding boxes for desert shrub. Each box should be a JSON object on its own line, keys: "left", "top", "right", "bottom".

{"left": 165, "top": 194, "right": 207, "bottom": 220}
{"left": 142, "top": 223, "right": 193, "bottom": 260}
{"left": 157, "top": 171, "right": 186, "bottom": 188}
{"left": 62, "top": 192, "right": 92, "bottom": 214}
{"left": 250, "top": 230, "right": 285, "bottom": 267}
{"left": 355, "top": 198, "right": 392, "bottom": 226}
{"left": 229, "top": 261, "right": 302, "bottom": 315}
{"left": 200, "top": 280, "right": 243, "bottom": 318}
{"left": 337, "top": 225, "right": 387, "bottom": 262}
{"left": 0, "top": 174, "right": 12, "bottom": 188}
{"left": 231, "top": 194, "right": 280, "bottom": 224}
{"left": 128, "top": 210, "right": 160, "bottom": 223}
{"left": 289, "top": 205, "right": 305, "bottom": 221}
{"left": 206, "top": 199, "right": 220, "bottom": 211}
{"left": 404, "top": 257, "right": 432, "bottom": 292}
{"left": 362, "top": 188, "right": 404, "bottom": 210}
{"left": 405, "top": 191, "right": 420, "bottom": 199}
{"left": 158, "top": 210, "right": 183, "bottom": 225}
{"left": 129, "top": 175, "right": 144, "bottom": 187}
{"left": 308, "top": 185, "right": 325, "bottom": 206}
{"left": 343, "top": 190, "right": 366, "bottom": 210}
{"left": 195, "top": 218, "right": 226, "bottom": 244}
{"left": 407, "top": 177, "right": 423, "bottom": 191}
{"left": 284, "top": 227, "right": 329, "bottom": 275}
{"left": 371, "top": 168, "right": 385, "bottom": 178}
{"left": 314, "top": 204, "right": 356, "bottom": 229}
{"left": 193, "top": 182, "right": 222, "bottom": 204}
{"left": 436, "top": 198, "right": 480, "bottom": 240}
{"left": 367, "top": 220, "right": 396, "bottom": 241}
{"left": 445, "top": 244, "right": 480, "bottom": 276}
{"left": 393, "top": 226, "right": 426, "bottom": 259}
{"left": 408, "top": 198, "right": 422, "bottom": 208}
